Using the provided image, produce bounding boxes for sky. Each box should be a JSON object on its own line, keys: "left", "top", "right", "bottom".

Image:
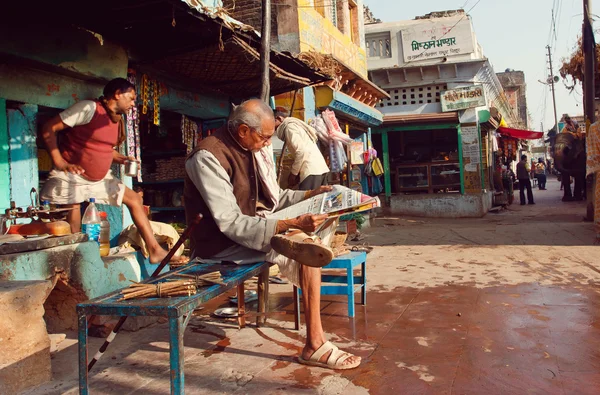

{"left": 363, "top": 0, "right": 598, "bottom": 132}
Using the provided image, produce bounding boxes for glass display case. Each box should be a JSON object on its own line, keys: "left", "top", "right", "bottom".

{"left": 396, "top": 165, "right": 429, "bottom": 190}
{"left": 394, "top": 162, "right": 461, "bottom": 193}
{"left": 431, "top": 163, "right": 461, "bottom": 189}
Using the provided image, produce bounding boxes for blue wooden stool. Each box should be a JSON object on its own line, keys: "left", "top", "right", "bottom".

{"left": 293, "top": 251, "right": 367, "bottom": 327}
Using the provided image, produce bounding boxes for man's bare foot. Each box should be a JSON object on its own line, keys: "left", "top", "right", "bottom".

{"left": 299, "top": 341, "right": 361, "bottom": 369}
{"left": 148, "top": 246, "right": 169, "bottom": 264}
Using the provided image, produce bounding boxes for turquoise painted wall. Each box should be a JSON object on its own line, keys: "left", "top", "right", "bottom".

{"left": 0, "top": 242, "right": 142, "bottom": 299}
{"left": 0, "top": 99, "right": 9, "bottom": 209}
{"left": 7, "top": 104, "right": 39, "bottom": 210}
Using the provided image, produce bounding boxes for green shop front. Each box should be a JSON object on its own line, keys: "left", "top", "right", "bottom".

{"left": 372, "top": 109, "right": 494, "bottom": 218}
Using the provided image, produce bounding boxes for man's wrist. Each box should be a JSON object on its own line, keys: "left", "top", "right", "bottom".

{"left": 276, "top": 218, "right": 297, "bottom": 234}
{"left": 51, "top": 154, "right": 66, "bottom": 168}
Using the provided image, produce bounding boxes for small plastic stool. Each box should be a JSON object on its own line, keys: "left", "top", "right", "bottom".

{"left": 293, "top": 251, "right": 367, "bottom": 327}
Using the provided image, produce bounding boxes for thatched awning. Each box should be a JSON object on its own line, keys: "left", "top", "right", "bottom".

{"left": 10, "top": 0, "right": 329, "bottom": 98}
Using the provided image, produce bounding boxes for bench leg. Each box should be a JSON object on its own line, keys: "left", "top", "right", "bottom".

{"left": 78, "top": 312, "right": 89, "bottom": 395}
{"left": 347, "top": 266, "right": 355, "bottom": 318}
{"left": 169, "top": 316, "right": 185, "bottom": 395}
{"left": 257, "top": 266, "right": 269, "bottom": 327}
{"left": 361, "top": 260, "right": 367, "bottom": 305}
{"left": 237, "top": 283, "right": 246, "bottom": 328}
{"left": 293, "top": 285, "right": 301, "bottom": 330}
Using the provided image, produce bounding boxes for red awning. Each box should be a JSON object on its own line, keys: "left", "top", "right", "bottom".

{"left": 498, "top": 127, "right": 543, "bottom": 140}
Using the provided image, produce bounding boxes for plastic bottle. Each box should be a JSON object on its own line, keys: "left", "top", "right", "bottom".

{"left": 81, "top": 198, "right": 101, "bottom": 245}
{"left": 99, "top": 211, "right": 110, "bottom": 257}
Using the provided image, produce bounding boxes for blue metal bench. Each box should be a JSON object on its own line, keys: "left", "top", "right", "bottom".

{"left": 293, "top": 251, "right": 367, "bottom": 326}
{"left": 77, "top": 261, "right": 271, "bottom": 395}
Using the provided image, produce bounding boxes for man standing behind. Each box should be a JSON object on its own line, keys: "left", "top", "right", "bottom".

{"left": 40, "top": 78, "right": 168, "bottom": 263}
{"left": 517, "top": 155, "right": 535, "bottom": 205}
{"left": 274, "top": 108, "right": 329, "bottom": 190}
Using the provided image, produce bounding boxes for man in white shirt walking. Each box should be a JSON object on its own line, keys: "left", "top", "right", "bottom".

{"left": 274, "top": 108, "right": 329, "bottom": 190}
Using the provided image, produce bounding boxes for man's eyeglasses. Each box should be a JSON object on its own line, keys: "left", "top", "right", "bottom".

{"left": 251, "top": 127, "right": 273, "bottom": 143}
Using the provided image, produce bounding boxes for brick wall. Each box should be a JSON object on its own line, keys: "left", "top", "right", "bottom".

{"left": 222, "top": 0, "right": 278, "bottom": 37}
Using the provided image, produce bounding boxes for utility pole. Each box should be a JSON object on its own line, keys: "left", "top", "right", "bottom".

{"left": 583, "top": 0, "right": 596, "bottom": 126}
{"left": 258, "top": 0, "right": 272, "bottom": 324}
{"left": 546, "top": 45, "right": 559, "bottom": 134}
{"left": 583, "top": 0, "right": 596, "bottom": 222}
{"left": 259, "top": 0, "right": 272, "bottom": 102}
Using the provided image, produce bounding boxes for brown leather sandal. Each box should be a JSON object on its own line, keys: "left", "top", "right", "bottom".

{"left": 270, "top": 231, "right": 334, "bottom": 267}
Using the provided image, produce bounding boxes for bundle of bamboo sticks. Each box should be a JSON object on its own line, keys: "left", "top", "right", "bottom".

{"left": 118, "top": 271, "right": 224, "bottom": 301}
{"left": 119, "top": 280, "right": 197, "bottom": 301}
{"left": 171, "top": 271, "right": 223, "bottom": 286}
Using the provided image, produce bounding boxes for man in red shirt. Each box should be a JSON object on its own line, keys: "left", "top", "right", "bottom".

{"left": 40, "top": 78, "right": 168, "bottom": 263}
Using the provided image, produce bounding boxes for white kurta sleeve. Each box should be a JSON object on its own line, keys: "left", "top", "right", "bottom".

{"left": 186, "top": 150, "right": 279, "bottom": 252}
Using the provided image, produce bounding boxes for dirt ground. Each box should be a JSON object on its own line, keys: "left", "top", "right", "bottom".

{"left": 26, "top": 178, "right": 600, "bottom": 394}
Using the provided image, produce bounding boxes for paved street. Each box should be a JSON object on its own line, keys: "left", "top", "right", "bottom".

{"left": 29, "top": 179, "right": 600, "bottom": 394}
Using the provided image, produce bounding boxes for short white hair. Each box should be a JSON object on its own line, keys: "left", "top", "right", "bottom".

{"left": 228, "top": 99, "right": 273, "bottom": 132}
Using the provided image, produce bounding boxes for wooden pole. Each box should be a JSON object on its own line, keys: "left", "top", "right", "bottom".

{"left": 583, "top": 0, "right": 596, "bottom": 221}
{"left": 583, "top": 0, "right": 596, "bottom": 126}
{"left": 259, "top": 0, "right": 272, "bottom": 102}
{"left": 276, "top": 90, "right": 298, "bottom": 185}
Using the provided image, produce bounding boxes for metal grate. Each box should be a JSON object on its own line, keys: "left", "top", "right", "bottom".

{"left": 378, "top": 84, "right": 447, "bottom": 107}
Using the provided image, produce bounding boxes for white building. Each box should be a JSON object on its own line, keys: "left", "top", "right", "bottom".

{"left": 365, "top": 11, "right": 525, "bottom": 217}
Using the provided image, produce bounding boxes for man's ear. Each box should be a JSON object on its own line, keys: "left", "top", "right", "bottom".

{"left": 238, "top": 123, "right": 250, "bottom": 138}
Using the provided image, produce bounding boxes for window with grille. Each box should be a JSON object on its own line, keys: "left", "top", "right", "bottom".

{"left": 378, "top": 84, "right": 448, "bottom": 108}
{"left": 366, "top": 32, "right": 391, "bottom": 58}
{"left": 330, "top": 0, "right": 338, "bottom": 28}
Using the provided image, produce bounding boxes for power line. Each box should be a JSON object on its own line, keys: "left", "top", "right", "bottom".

{"left": 552, "top": 0, "right": 564, "bottom": 58}
{"left": 565, "top": 0, "right": 577, "bottom": 52}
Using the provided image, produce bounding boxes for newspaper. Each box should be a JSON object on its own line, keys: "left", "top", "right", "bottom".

{"left": 266, "top": 185, "right": 380, "bottom": 220}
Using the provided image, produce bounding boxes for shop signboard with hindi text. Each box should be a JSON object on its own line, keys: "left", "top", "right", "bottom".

{"left": 461, "top": 125, "right": 482, "bottom": 193}
{"left": 400, "top": 16, "right": 475, "bottom": 63}
{"left": 440, "top": 85, "right": 486, "bottom": 113}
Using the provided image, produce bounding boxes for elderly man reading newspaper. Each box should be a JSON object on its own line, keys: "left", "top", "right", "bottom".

{"left": 184, "top": 99, "right": 378, "bottom": 370}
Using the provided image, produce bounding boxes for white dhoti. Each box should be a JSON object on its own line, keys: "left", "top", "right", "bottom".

{"left": 40, "top": 169, "right": 125, "bottom": 206}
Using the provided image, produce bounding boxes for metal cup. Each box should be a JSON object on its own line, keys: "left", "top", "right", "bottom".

{"left": 124, "top": 160, "right": 138, "bottom": 177}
